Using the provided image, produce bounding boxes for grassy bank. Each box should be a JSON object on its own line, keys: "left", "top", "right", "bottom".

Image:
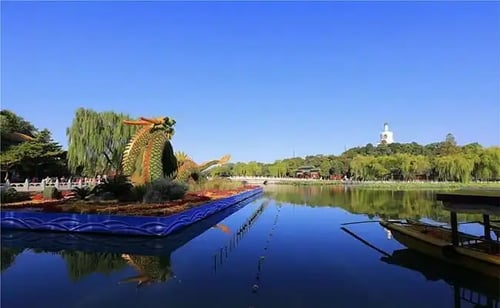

{"left": 269, "top": 180, "right": 500, "bottom": 190}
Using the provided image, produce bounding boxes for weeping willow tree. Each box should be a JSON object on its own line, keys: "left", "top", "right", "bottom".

{"left": 66, "top": 108, "right": 137, "bottom": 177}
{"left": 434, "top": 155, "right": 475, "bottom": 182}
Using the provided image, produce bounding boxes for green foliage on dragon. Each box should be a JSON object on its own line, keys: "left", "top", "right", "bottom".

{"left": 175, "top": 151, "right": 231, "bottom": 182}
{"left": 121, "top": 116, "right": 231, "bottom": 185}
{"left": 121, "top": 117, "right": 178, "bottom": 185}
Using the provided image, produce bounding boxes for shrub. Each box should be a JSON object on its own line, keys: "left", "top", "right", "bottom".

{"left": 189, "top": 178, "right": 244, "bottom": 192}
{"left": 131, "top": 185, "right": 147, "bottom": 202}
{"left": 143, "top": 179, "right": 188, "bottom": 204}
{"left": 92, "top": 175, "right": 133, "bottom": 202}
{"left": 43, "top": 187, "right": 61, "bottom": 200}
{"left": 72, "top": 187, "right": 93, "bottom": 200}
{"left": 0, "top": 188, "right": 31, "bottom": 203}
{"left": 190, "top": 170, "right": 208, "bottom": 183}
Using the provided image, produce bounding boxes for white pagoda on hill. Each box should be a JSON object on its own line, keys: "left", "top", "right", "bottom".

{"left": 378, "top": 122, "right": 394, "bottom": 145}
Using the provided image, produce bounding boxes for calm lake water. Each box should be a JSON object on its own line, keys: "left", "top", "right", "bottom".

{"left": 1, "top": 186, "right": 499, "bottom": 308}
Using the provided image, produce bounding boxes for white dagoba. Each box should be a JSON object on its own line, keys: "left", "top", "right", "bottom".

{"left": 379, "top": 122, "right": 394, "bottom": 145}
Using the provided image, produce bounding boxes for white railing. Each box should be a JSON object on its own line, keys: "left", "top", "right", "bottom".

{"left": 0, "top": 179, "right": 96, "bottom": 192}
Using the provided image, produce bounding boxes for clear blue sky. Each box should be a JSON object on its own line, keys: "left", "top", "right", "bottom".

{"left": 2, "top": 1, "right": 499, "bottom": 163}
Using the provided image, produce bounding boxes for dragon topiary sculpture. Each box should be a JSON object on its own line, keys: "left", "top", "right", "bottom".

{"left": 121, "top": 117, "right": 178, "bottom": 185}
{"left": 175, "top": 151, "right": 231, "bottom": 182}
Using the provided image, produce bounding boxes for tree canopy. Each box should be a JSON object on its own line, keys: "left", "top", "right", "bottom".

{"left": 0, "top": 111, "right": 66, "bottom": 180}
{"left": 209, "top": 134, "right": 500, "bottom": 183}
{"left": 66, "top": 108, "right": 137, "bottom": 177}
{"left": 0, "top": 110, "right": 37, "bottom": 150}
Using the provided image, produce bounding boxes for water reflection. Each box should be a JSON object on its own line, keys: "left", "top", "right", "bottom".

{"left": 1, "top": 194, "right": 265, "bottom": 283}
{"left": 265, "top": 185, "right": 499, "bottom": 222}
{"left": 119, "top": 254, "right": 173, "bottom": 287}
{"left": 1, "top": 247, "right": 23, "bottom": 273}
{"left": 382, "top": 249, "right": 499, "bottom": 308}
{"left": 214, "top": 199, "right": 269, "bottom": 273}
{"left": 1, "top": 187, "right": 499, "bottom": 308}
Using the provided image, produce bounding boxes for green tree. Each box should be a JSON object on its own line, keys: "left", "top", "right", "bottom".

{"left": 319, "top": 160, "right": 332, "bottom": 178}
{"left": 412, "top": 155, "right": 432, "bottom": 180}
{"left": 233, "top": 162, "right": 247, "bottom": 176}
{"left": 268, "top": 164, "right": 280, "bottom": 177}
{"left": 434, "top": 154, "right": 474, "bottom": 182}
{"left": 245, "top": 161, "right": 263, "bottom": 176}
{"left": 453, "top": 154, "right": 475, "bottom": 183}
{"left": 438, "top": 133, "right": 460, "bottom": 156}
{"left": 0, "top": 110, "right": 68, "bottom": 180}
{"left": 66, "top": 108, "right": 137, "bottom": 177}
{"left": 329, "top": 157, "right": 346, "bottom": 175}
{"left": 199, "top": 137, "right": 496, "bottom": 183}
{"left": 350, "top": 155, "right": 372, "bottom": 180}
{"left": 22, "top": 130, "right": 64, "bottom": 176}
{"left": 0, "top": 110, "right": 37, "bottom": 151}
{"left": 475, "top": 147, "right": 500, "bottom": 180}
{"left": 276, "top": 161, "right": 288, "bottom": 177}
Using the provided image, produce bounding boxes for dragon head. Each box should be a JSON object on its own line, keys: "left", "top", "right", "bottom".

{"left": 123, "top": 116, "right": 176, "bottom": 135}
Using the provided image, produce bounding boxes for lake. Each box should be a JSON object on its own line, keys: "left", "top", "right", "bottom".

{"left": 1, "top": 186, "right": 498, "bottom": 308}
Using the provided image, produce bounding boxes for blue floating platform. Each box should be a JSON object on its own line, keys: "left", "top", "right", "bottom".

{"left": 1, "top": 187, "right": 263, "bottom": 237}
{"left": 1, "top": 193, "right": 264, "bottom": 255}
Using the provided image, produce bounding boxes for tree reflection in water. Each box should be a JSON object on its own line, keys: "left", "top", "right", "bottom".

{"left": 1, "top": 247, "right": 24, "bottom": 273}
{"left": 265, "top": 186, "right": 500, "bottom": 222}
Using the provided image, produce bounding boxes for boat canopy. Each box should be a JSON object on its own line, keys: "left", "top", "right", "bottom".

{"left": 437, "top": 191, "right": 500, "bottom": 215}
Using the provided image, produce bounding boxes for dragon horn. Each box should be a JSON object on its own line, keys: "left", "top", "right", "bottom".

{"left": 139, "top": 117, "right": 154, "bottom": 122}
{"left": 139, "top": 117, "right": 164, "bottom": 125}
{"left": 123, "top": 119, "right": 151, "bottom": 126}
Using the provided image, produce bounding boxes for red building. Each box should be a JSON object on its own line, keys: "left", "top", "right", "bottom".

{"left": 295, "top": 166, "right": 321, "bottom": 179}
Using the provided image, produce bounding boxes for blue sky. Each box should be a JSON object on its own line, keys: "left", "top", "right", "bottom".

{"left": 2, "top": 1, "right": 499, "bottom": 163}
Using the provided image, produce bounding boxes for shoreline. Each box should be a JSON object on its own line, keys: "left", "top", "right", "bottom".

{"left": 262, "top": 180, "right": 500, "bottom": 190}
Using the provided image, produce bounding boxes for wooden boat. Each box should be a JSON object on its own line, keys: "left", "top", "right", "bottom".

{"left": 381, "top": 191, "right": 500, "bottom": 277}
{"left": 380, "top": 219, "right": 500, "bottom": 278}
